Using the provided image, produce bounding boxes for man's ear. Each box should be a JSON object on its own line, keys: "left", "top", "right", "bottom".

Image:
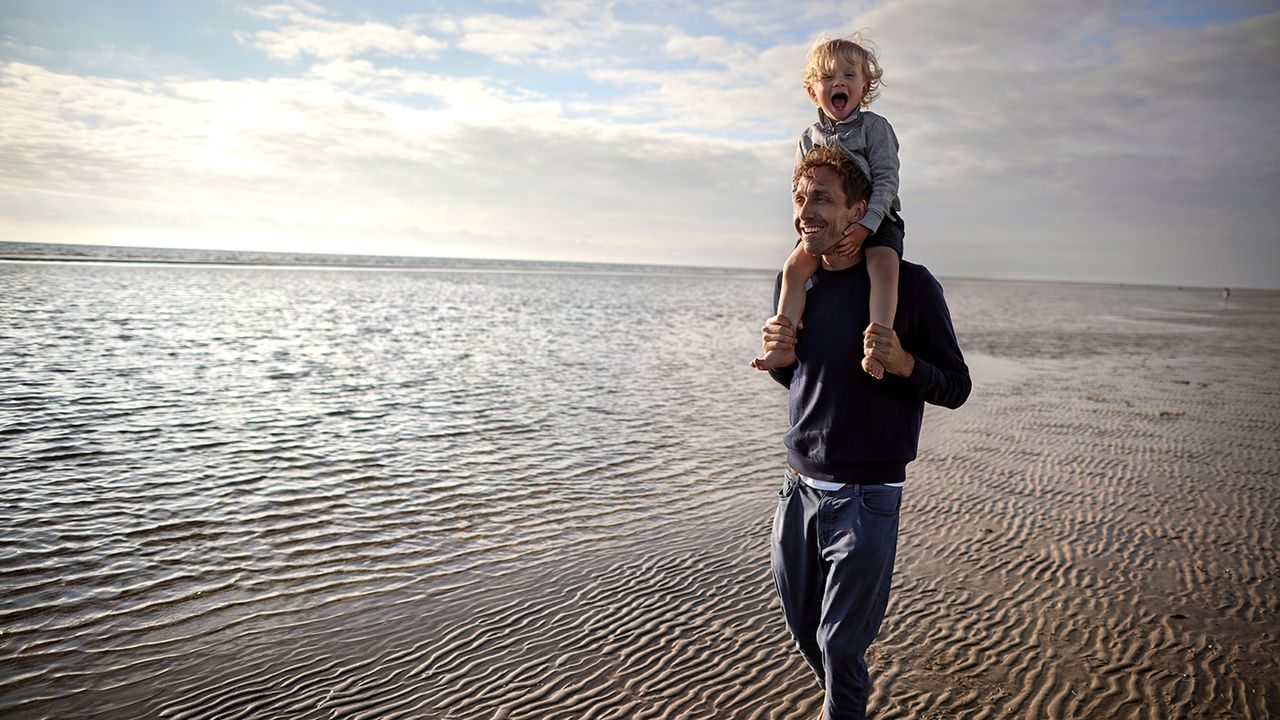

{"left": 849, "top": 198, "right": 868, "bottom": 223}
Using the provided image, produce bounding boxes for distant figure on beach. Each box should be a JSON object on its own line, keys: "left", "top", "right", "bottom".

{"left": 759, "top": 146, "right": 971, "bottom": 719}
{"left": 1223, "top": 287, "right": 1230, "bottom": 306}
{"left": 752, "top": 35, "right": 905, "bottom": 381}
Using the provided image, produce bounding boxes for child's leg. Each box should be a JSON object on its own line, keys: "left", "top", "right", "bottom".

{"left": 752, "top": 245, "right": 819, "bottom": 370}
{"left": 778, "top": 244, "right": 819, "bottom": 327}
{"left": 862, "top": 245, "right": 899, "bottom": 379}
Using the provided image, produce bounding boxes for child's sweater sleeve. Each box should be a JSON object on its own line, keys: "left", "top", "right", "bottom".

{"left": 794, "top": 130, "right": 816, "bottom": 175}
{"left": 860, "top": 114, "right": 901, "bottom": 234}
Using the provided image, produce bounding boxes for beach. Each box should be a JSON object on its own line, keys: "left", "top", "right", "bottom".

{"left": 1, "top": 260, "right": 1276, "bottom": 718}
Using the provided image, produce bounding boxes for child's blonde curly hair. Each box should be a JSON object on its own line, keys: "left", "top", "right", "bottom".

{"left": 803, "top": 34, "right": 884, "bottom": 108}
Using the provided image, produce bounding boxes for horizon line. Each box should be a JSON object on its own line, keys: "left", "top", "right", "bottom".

{"left": 0, "top": 241, "right": 1272, "bottom": 292}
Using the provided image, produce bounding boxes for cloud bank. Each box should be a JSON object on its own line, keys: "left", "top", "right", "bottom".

{"left": 0, "top": 0, "right": 1276, "bottom": 287}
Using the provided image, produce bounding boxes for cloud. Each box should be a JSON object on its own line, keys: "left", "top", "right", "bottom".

{"left": 440, "top": 2, "right": 657, "bottom": 69}
{"left": 240, "top": 2, "right": 445, "bottom": 62}
{"left": 0, "top": 55, "right": 794, "bottom": 268}
{"left": 705, "top": 1, "right": 863, "bottom": 38}
{"left": 1, "top": 0, "right": 1277, "bottom": 286}
{"left": 822, "top": 4, "right": 1280, "bottom": 263}
{"left": 451, "top": 14, "right": 582, "bottom": 64}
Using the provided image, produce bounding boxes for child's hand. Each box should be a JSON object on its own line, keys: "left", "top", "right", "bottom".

{"left": 832, "top": 222, "right": 870, "bottom": 257}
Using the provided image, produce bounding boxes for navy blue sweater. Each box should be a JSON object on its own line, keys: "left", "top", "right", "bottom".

{"left": 769, "top": 259, "right": 971, "bottom": 484}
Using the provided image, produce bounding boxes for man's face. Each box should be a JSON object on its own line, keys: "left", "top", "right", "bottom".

{"left": 793, "top": 166, "right": 866, "bottom": 258}
{"left": 806, "top": 54, "right": 868, "bottom": 122}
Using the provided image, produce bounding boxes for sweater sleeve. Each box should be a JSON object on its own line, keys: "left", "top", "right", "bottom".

{"left": 902, "top": 272, "right": 971, "bottom": 409}
{"left": 767, "top": 271, "right": 796, "bottom": 388}
{"left": 794, "top": 130, "right": 816, "bottom": 175}
{"left": 859, "top": 114, "right": 901, "bottom": 234}
{"left": 769, "top": 364, "right": 795, "bottom": 389}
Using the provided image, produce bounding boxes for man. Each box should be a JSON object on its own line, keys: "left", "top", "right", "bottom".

{"left": 761, "top": 146, "right": 971, "bottom": 719}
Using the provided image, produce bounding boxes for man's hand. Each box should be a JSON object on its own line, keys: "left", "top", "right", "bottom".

{"left": 830, "top": 222, "right": 870, "bottom": 258}
{"left": 862, "top": 322, "right": 914, "bottom": 377}
{"left": 751, "top": 314, "right": 800, "bottom": 370}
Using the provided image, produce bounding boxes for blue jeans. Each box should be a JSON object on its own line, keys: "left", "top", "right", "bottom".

{"left": 771, "top": 469, "right": 902, "bottom": 720}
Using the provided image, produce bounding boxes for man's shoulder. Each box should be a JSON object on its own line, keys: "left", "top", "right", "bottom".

{"left": 898, "top": 258, "right": 933, "bottom": 278}
{"left": 898, "top": 260, "right": 945, "bottom": 299}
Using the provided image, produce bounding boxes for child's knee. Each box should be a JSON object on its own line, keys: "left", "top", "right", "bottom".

{"left": 784, "top": 249, "right": 819, "bottom": 274}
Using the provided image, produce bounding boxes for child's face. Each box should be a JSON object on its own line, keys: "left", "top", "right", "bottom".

{"left": 807, "top": 54, "right": 868, "bottom": 122}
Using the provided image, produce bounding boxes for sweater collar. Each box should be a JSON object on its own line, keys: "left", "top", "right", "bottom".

{"left": 817, "top": 106, "right": 862, "bottom": 130}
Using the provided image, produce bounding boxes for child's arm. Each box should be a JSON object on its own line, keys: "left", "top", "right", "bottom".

{"left": 859, "top": 115, "right": 901, "bottom": 237}
{"left": 752, "top": 244, "right": 820, "bottom": 371}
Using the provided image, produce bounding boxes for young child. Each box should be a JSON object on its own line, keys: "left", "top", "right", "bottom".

{"left": 752, "top": 35, "right": 905, "bottom": 378}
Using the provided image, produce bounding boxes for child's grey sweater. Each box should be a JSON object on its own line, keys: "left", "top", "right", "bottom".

{"left": 795, "top": 108, "right": 902, "bottom": 234}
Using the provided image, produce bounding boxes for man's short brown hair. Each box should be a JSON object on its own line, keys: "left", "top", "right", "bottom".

{"left": 793, "top": 146, "right": 872, "bottom": 207}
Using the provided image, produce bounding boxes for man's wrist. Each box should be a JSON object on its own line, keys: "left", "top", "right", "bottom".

{"left": 896, "top": 353, "right": 916, "bottom": 378}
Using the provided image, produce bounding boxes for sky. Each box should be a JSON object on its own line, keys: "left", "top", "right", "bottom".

{"left": 1, "top": 0, "right": 1278, "bottom": 288}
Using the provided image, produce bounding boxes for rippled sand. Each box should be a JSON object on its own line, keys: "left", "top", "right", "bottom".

{"left": 2, "top": 265, "right": 1276, "bottom": 719}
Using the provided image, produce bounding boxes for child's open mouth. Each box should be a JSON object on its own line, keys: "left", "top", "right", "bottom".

{"left": 831, "top": 91, "right": 849, "bottom": 113}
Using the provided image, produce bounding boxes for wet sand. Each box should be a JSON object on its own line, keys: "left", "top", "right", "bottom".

{"left": 376, "top": 290, "right": 1280, "bottom": 719}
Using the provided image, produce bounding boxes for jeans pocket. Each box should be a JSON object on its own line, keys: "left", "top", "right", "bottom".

{"left": 860, "top": 485, "right": 902, "bottom": 515}
{"left": 778, "top": 469, "right": 800, "bottom": 499}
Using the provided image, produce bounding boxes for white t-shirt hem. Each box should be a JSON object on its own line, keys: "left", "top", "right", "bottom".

{"left": 798, "top": 473, "right": 904, "bottom": 491}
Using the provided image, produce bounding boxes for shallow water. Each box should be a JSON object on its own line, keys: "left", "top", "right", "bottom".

{"left": 1, "top": 261, "right": 788, "bottom": 718}
{"left": 2, "top": 261, "right": 1276, "bottom": 718}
